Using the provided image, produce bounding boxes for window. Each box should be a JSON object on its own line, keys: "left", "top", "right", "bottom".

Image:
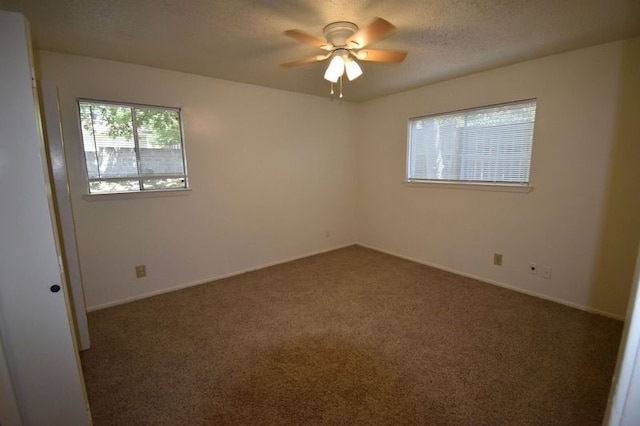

{"left": 78, "top": 100, "right": 188, "bottom": 194}
{"left": 407, "top": 99, "right": 537, "bottom": 186}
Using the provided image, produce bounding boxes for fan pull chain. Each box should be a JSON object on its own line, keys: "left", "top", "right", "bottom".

{"left": 328, "top": 77, "right": 345, "bottom": 101}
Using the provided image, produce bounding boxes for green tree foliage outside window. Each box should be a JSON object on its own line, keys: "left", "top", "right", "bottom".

{"left": 79, "top": 104, "right": 181, "bottom": 147}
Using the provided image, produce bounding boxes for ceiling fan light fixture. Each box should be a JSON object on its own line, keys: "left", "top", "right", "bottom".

{"left": 324, "top": 54, "right": 345, "bottom": 83}
{"left": 345, "top": 58, "right": 363, "bottom": 81}
{"left": 283, "top": 18, "right": 406, "bottom": 98}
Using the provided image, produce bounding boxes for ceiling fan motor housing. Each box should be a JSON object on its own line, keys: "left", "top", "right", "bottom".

{"left": 323, "top": 21, "right": 358, "bottom": 47}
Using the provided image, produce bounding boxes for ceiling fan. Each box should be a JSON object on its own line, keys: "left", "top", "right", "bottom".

{"left": 281, "top": 18, "right": 407, "bottom": 98}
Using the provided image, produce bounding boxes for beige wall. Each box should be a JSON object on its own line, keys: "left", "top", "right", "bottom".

{"left": 356, "top": 38, "right": 640, "bottom": 319}
{"left": 40, "top": 52, "right": 358, "bottom": 310}
{"left": 591, "top": 38, "right": 640, "bottom": 319}
{"left": 40, "top": 38, "right": 639, "bottom": 318}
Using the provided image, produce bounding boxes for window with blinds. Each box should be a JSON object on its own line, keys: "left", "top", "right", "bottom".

{"left": 78, "top": 100, "right": 188, "bottom": 194}
{"left": 407, "top": 99, "right": 537, "bottom": 186}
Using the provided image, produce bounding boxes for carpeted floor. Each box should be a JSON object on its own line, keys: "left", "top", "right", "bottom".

{"left": 80, "top": 245, "right": 623, "bottom": 425}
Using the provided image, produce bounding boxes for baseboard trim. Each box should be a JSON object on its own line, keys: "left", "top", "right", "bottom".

{"left": 357, "top": 243, "right": 625, "bottom": 321}
{"left": 87, "top": 242, "right": 356, "bottom": 312}
{"left": 88, "top": 241, "right": 624, "bottom": 321}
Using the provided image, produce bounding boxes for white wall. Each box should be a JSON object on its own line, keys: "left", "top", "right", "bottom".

{"left": 356, "top": 38, "right": 640, "bottom": 319}
{"left": 39, "top": 52, "right": 358, "bottom": 310}
{"left": 39, "top": 38, "right": 639, "bottom": 318}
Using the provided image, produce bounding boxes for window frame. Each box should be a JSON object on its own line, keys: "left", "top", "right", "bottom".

{"left": 76, "top": 98, "right": 190, "bottom": 196}
{"left": 405, "top": 99, "right": 537, "bottom": 191}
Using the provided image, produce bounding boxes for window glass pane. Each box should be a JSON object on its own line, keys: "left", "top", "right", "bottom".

{"left": 142, "top": 178, "right": 187, "bottom": 190}
{"left": 135, "top": 108, "right": 185, "bottom": 176}
{"left": 89, "top": 180, "right": 141, "bottom": 194}
{"left": 408, "top": 100, "right": 536, "bottom": 185}
{"left": 78, "top": 100, "right": 188, "bottom": 194}
{"left": 79, "top": 102, "right": 137, "bottom": 178}
{"left": 79, "top": 104, "right": 101, "bottom": 179}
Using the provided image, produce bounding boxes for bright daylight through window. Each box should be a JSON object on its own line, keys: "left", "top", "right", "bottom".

{"left": 407, "top": 99, "right": 537, "bottom": 186}
{"left": 78, "top": 100, "right": 188, "bottom": 194}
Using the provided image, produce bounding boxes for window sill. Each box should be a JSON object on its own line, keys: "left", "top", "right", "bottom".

{"left": 82, "top": 188, "right": 192, "bottom": 201}
{"left": 404, "top": 180, "right": 533, "bottom": 193}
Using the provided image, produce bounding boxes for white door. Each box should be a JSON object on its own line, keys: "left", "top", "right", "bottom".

{"left": 40, "top": 80, "right": 91, "bottom": 351}
{"left": 0, "top": 338, "right": 22, "bottom": 425}
{"left": 604, "top": 246, "right": 640, "bottom": 425}
{"left": 0, "top": 11, "right": 91, "bottom": 425}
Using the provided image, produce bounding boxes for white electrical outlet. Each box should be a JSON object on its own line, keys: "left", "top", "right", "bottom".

{"left": 542, "top": 266, "right": 552, "bottom": 279}
{"left": 529, "top": 263, "right": 538, "bottom": 274}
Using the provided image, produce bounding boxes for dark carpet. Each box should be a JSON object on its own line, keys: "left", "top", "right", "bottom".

{"left": 80, "top": 245, "right": 623, "bottom": 425}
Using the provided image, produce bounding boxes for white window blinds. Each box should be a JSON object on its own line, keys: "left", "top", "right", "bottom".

{"left": 407, "top": 99, "right": 537, "bottom": 185}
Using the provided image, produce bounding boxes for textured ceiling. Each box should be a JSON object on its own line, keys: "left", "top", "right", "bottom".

{"left": 2, "top": 0, "right": 640, "bottom": 102}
